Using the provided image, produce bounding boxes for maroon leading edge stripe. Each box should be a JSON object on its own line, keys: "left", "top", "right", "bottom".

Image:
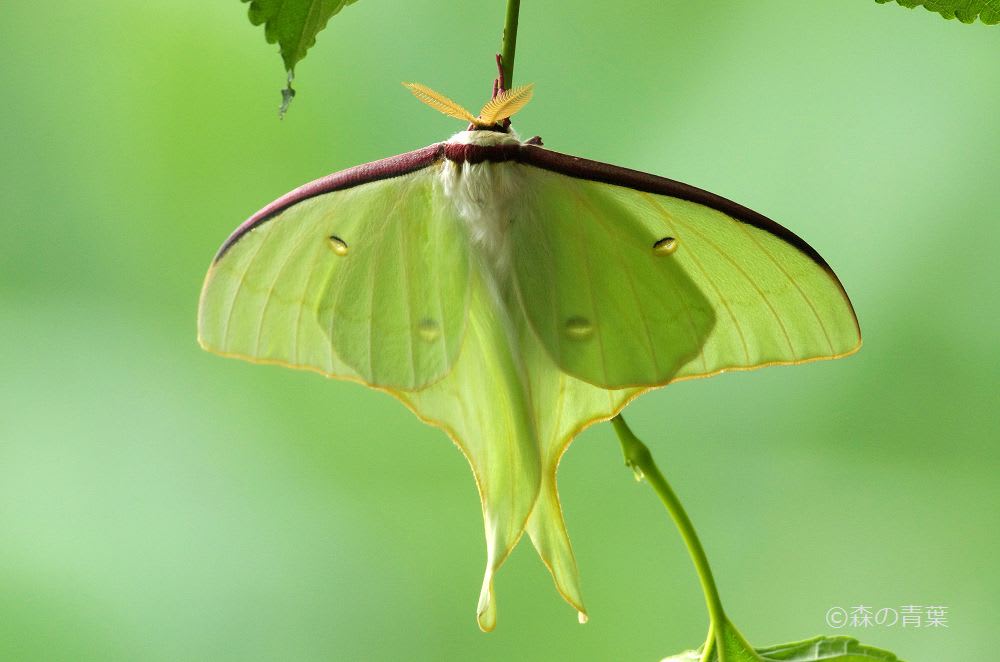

{"left": 214, "top": 144, "right": 444, "bottom": 261}
{"left": 443, "top": 142, "right": 832, "bottom": 274}
{"left": 215, "top": 136, "right": 832, "bottom": 283}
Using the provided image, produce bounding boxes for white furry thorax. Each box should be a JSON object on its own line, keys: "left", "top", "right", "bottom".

{"left": 440, "top": 130, "right": 526, "bottom": 277}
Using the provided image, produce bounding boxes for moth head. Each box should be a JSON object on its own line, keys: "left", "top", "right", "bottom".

{"left": 403, "top": 82, "right": 534, "bottom": 132}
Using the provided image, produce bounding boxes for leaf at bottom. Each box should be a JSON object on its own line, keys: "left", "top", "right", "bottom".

{"left": 662, "top": 618, "right": 903, "bottom": 662}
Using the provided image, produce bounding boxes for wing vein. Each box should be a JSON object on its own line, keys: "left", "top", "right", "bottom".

{"left": 570, "top": 185, "right": 611, "bottom": 385}
{"left": 733, "top": 221, "right": 836, "bottom": 355}
{"left": 254, "top": 205, "right": 318, "bottom": 358}
{"left": 221, "top": 223, "right": 278, "bottom": 350}
{"left": 366, "top": 221, "right": 380, "bottom": 380}
{"left": 570, "top": 187, "right": 664, "bottom": 377}
{"left": 320, "top": 254, "right": 340, "bottom": 373}
{"left": 294, "top": 232, "right": 336, "bottom": 369}
{"left": 398, "top": 203, "right": 418, "bottom": 386}
{"left": 662, "top": 200, "right": 797, "bottom": 357}
{"left": 358, "top": 184, "right": 415, "bottom": 383}
{"left": 640, "top": 192, "right": 746, "bottom": 367}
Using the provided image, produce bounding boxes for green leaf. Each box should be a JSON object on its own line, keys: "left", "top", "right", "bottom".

{"left": 875, "top": 0, "right": 1000, "bottom": 24}
{"left": 662, "top": 619, "right": 903, "bottom": 662}
{"left": 755, "top": 636, "right": 902, "bottom": 661}
{"left": 241, "top": 0, "right": 359, "bottom": 114}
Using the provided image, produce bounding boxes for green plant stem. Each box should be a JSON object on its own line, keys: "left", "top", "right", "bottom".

{"left": 500, "top": 0, "right": 521, "bottom": 87}
{"left": 611, "top": 415, "right": 728, "bottom": 632}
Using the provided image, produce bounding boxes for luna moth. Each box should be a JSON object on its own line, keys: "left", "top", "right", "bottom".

{"left": 198, "top": 80, "right": 860, "bottom": 631}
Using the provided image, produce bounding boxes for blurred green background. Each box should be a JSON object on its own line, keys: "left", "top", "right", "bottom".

{"left": 2, "top": 1, "right": 997, "bottom": 660}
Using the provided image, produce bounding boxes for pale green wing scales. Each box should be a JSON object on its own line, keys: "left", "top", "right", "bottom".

{"left": 199, "top": 135, "right": 864, "bottom": 631}
{"left": 198, "top": 164, "right": 470, "bottom": 390}
{"left": 511, "top": 164, "right": 860, "bottom": 388}
{"left": 629, "top": 189, "right": 861, "bottom": 379}
{"left": 505, "top": 154, "right": 861, "bottom": 615}
{"left": 200, "top": 151, "right": 542, "bottom": 632}
{"left": 397, "top": 264, "right": 541, "bottom": 632}
{"left": 511, "top": 168, "right": 717, "bottom": 388}
{"left": 518, "top": 310, "right": 643, "bottom": 622}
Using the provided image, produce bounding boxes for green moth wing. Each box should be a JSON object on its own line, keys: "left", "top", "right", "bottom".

{"left": 198, "top": 147, "right": 471, "bottom": 390}
{"left": 516, "top": 310, "right": 643, "bottom": 621}
{"left": 395, "top": 268, "right": 542, "bottom": 632}
{"left": 199, "top": 134, "right": 863, "bottom": 630}
{"left": 496, "top": 143, "right": 860, "bottom": 616}
{"left": 510, "top": 147, "right": 861, "bottom": 388}
{"left": 199, "top": 147, "right": 541, "bottom": 631}
{"left": 635, "top": 189, "right": 861, "bottom": 382}
{"left": 511, "top": 168, "right": 717, "bottom": 388}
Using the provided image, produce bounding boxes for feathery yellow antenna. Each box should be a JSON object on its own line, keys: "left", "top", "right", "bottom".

{"left": 479, "top": 84, "right": 534, "bottom": 125}
{"left": 402, "top": 83, "right": 477, "bottom": 124}
{"left": 404, "top": 81, "right": 535, "bottom": 128}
